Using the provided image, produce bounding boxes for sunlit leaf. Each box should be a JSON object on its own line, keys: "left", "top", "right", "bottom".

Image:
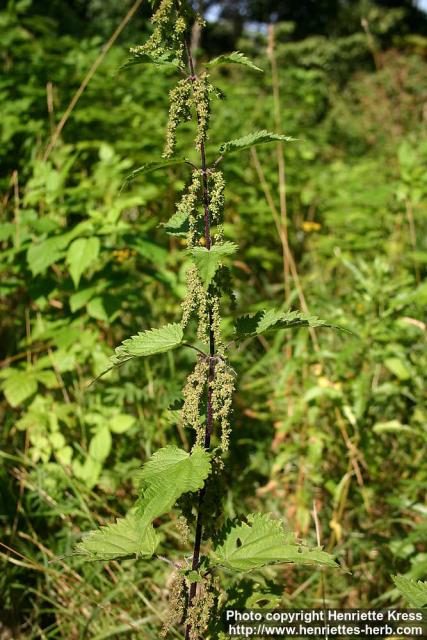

{"left": 212, "top": 514, "right": 338, "bottom": 572}
{"left": 2, "top": 370, "right": 38, "bottom": 407}
{"left": 136, "top": 445, "right": 211, "bottom": 529}
{"left": 206, "top": 51, "right": 263, "bottom": 72}
{"left": 393, "top": 575, "right": 427, "bottom": 607}
{"left": 66, "top": 237, "right": 100, "bottom": 288}
{"left": 190, "top": 242, "right": 238, "bottom": 288}
{"left": 75, "top": 512, "right": 158, "bottom": 561}
{"left": 112, "top": 323, "right": 184, "bottom": 365}
{"left": 219, "top": 130, "right": 296, "bottom": 155}
{"left": 234, "top": 309, "right": 331, "bottom": 340}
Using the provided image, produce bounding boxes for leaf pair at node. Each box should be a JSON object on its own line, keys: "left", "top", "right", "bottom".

{"left": 121, "top": 130, "right": 297, "bottom": 189}
{"left": 99, "top": 308, "right": 340, "bottom": 377}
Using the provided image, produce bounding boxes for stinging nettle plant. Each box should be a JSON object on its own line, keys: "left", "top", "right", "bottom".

{"left": 74, "top": 1, "right": 339, "bottom": 637}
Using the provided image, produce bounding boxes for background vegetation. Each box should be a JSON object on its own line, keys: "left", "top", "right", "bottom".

{"left": 1, "top": 0, "right": 426, "bottom": 637}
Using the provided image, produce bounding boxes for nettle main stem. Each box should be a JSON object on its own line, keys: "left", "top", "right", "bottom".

{"left": 184, "top": 36, "right": 215, "bottom": 638}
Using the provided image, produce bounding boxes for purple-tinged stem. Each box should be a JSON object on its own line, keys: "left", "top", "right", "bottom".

{"left": 184, "top": 36, "right": 216, "bottom": 640}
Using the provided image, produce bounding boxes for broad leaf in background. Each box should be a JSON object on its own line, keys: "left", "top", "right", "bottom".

{"left": 219, "top": 130, "right": 296, "bottom": 155}
{"left": 392, "top": 576, "right": 427, "bottom": 607}
{"left": 1, "top": 364, "right": 58, "bottom": 408}
{"left": 384, "top": 357, "right": 411, "bottom": 381}
{"left": 206, "top": 51, "right": 263, "bottom": 72}
{"left": 27, "top": 235, "right": 70, "bottom": 276}
{"left": 212, "top": 514, "right": 338, "bottom": 572}
{"left": 112, "top": 323, "right": 184, "bottom": 365}
{"left": 110, "top": 414, "right": 135, "bottom": 434}
{"left": 89, "top": 427, "right": 112, "bottom": 462}
{"left": 69, "top": 286, "right": 100, "bottom": 313}
{"left": 234, "top": 309, "right": 328, "bottom": 340}
{"left": 66, "top": 237, "right": 100, "bottom": 288}
{"left": 75, "top": 512, "right": 158, "bottom": 561}
{"left": 2, "top": 370, "right": 38, "bottom": 407}
{"left": 190, "top": 242, "right": 238, "bottom": 288}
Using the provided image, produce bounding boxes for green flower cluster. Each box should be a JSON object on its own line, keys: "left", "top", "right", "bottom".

{"left": 131, "top": 0, "right": 186, "bottom": 63}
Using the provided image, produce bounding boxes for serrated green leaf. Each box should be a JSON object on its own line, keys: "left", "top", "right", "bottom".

{"left": 122, "top": 158, "right": 186, "bottom": 189}
{"left": 121, "top": 51, "right": 182, "bottom": 71}
{"left": 206, "top": 51, "right": 263, "bottom": 72}
{"left": 136, "top": 446, "right": 211, "bottom": 529}
{"left": 393, "top": 575, "right": 427, "bottom": 607}
{"left": 190, "top": 242, "right": 238, "bottom": 288}
{"left": 219, "top": 130, "right": 296, "bottom": 155}
{"left": 66, "top": 237, "right": 100, "bottom": 288}
{"left": 180, "top": 569, "right": 204, "bottom": 583}
{"left": 2, "top": 370, "right": 38, "bottom": 407}
{"left": 112, "top": 323, "right": 184, "bottom": 365}
{"left": 75, "top": 512, "right": 158, "bottom": 561}
{"left": 234, "top": 309, "right": 329, "bottom": 340}
{"left": 75, "top": 446, "right": 211, "bottom": 562}
{"left": 162, "top": 207, "right": 190, "bottom": 237}
{"left": 246, "top": 591, "right": 282, "bottom": 609}
{"left": 212, "top": 514, "right": 338, "bottom": 572}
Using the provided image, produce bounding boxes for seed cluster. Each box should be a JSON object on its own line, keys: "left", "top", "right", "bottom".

{"left": 208, "top": 170, "right": 225, "bottom": 222}
{"left": 161, "top": 571, "right": 186, "bottom": 638}
{"left": 192, "top": 74, "right": 212, "bottom": 151}
{"left": 184, "top": 575, "right": 216, "bottom": 640}
{"left": 211, "top": 294, "right": 223, "bottom": 351}
{"left": 164, "top": 79, "right": 192, "bottom": 158}
{"left": 181, "top": 264, "right": 209, "bottom": 341}
{"left": 209, "top": 169, "right": 225, "bottom": 241}
{"left": 181, "top": 357, "right": 209, "bottom": 445}
{"left": 185, "top": 170, "right": 203, "bottom": 247}
{"left": 131, "top": 0, "right": 186, "bottom": 64}
{"left": 163, "top": 74, "right": 218, "bottom": 157}
{"left": 172, "top": 170, "right": 201, "bottom": 247}
{"left": 211, "top": 358, "right": 235, "bottom": 452}
{"left": 175, "top": 514, "right": 191, "bottom": 545}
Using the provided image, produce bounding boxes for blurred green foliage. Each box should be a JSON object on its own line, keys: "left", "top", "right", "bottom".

{"left": 0, "top": 0, "right": 426, "bottom": 637}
